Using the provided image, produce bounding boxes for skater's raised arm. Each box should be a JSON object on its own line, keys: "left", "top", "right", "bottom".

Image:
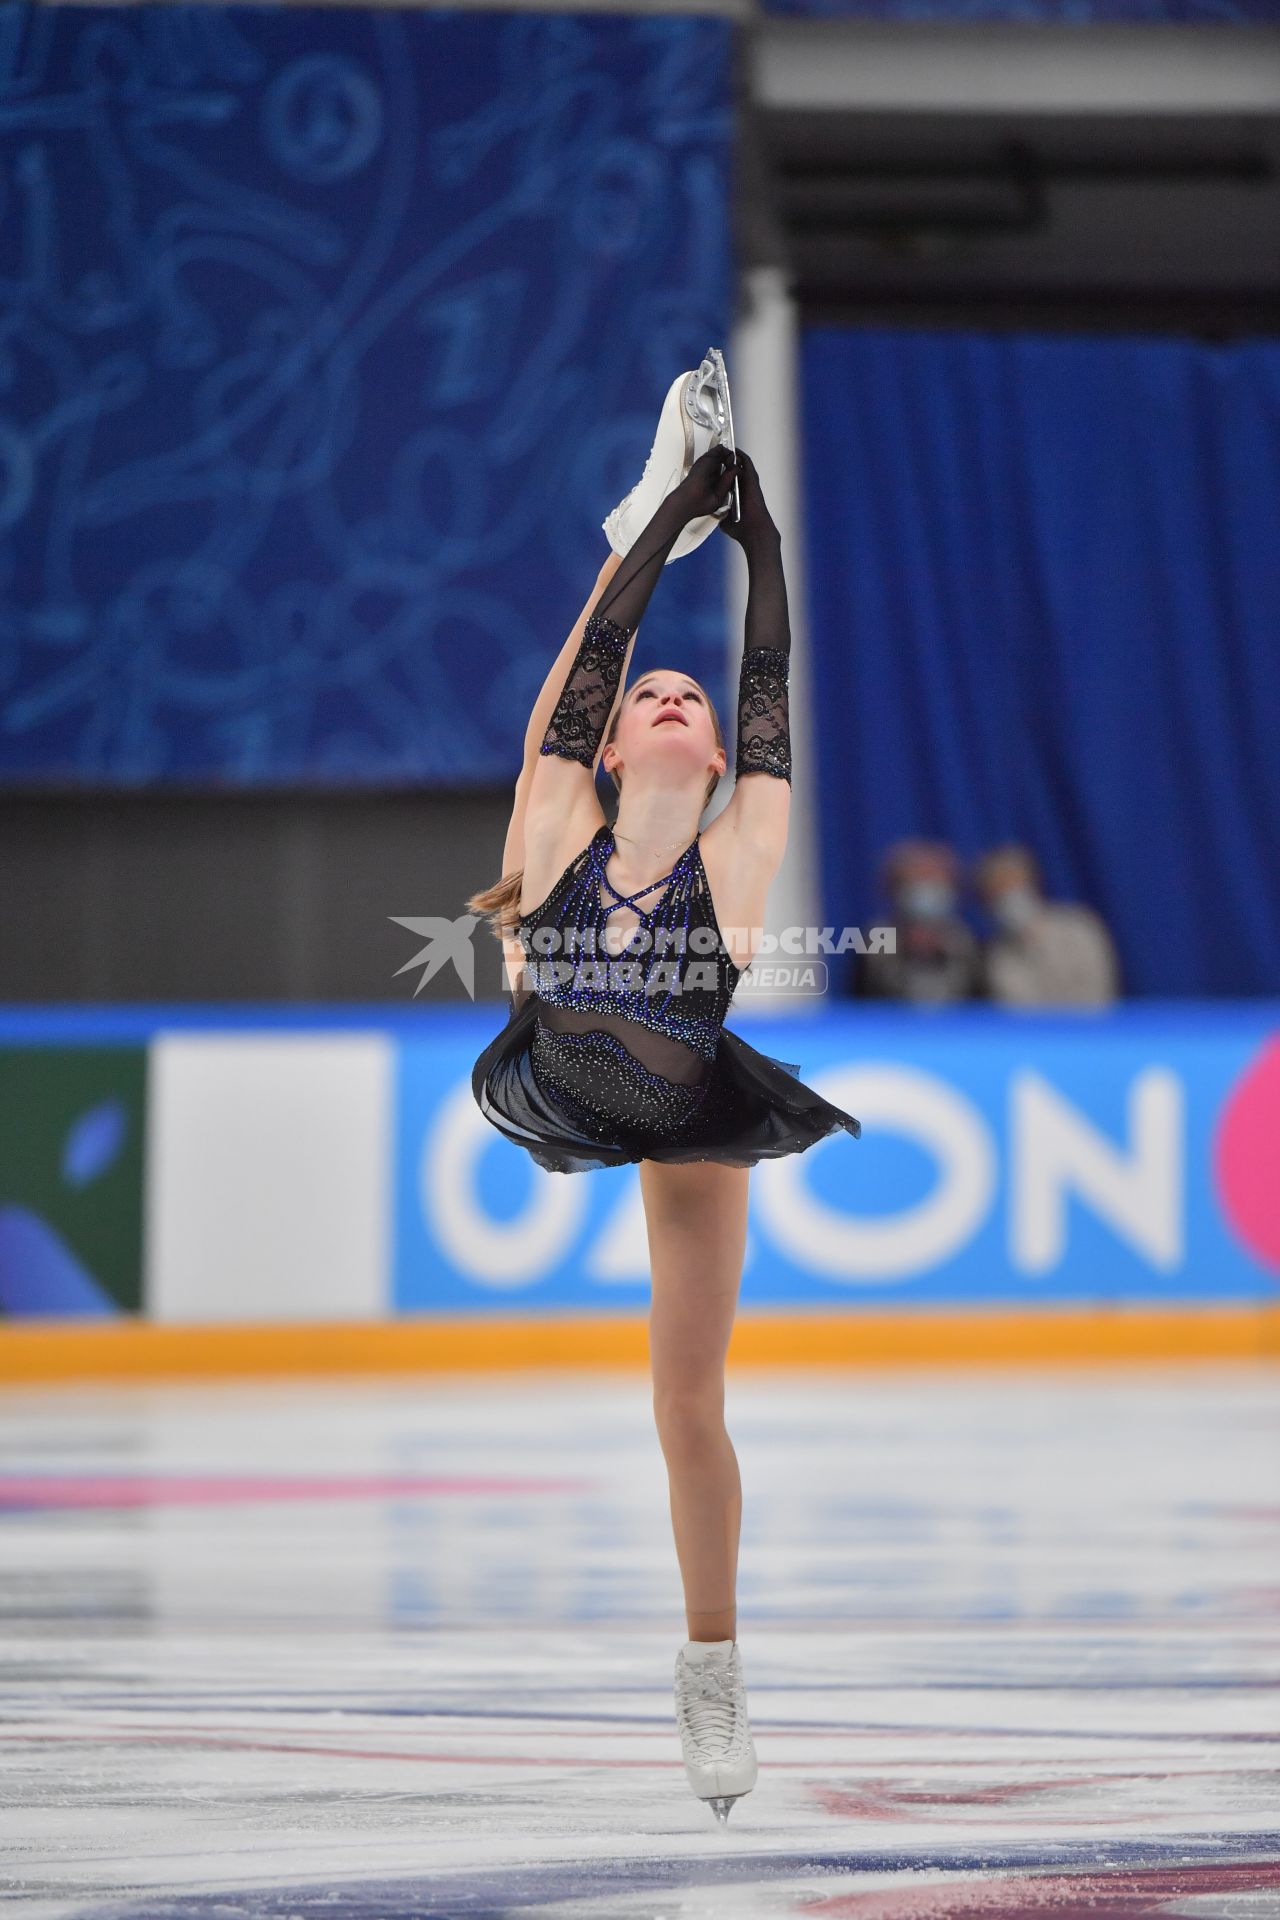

{"left": 494, "top": 447, "right": 737, "bottom": 993}
{"left": 536, "top": 447, "right": 739, "bottom": 772}
{"left": 720, "top": 451, "right": 792, "bottom": 853}
{"left": 736, "top": 550, "right": 792, "bottom": 781}
{"left": 521, "top": 447, "right": 738, "bottom": 818}
{"left": 519, "top": 551, "right": 627, "bottom": 772}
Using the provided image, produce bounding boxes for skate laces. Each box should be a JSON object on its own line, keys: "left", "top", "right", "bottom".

{"left": 676, "top": 1653, "right": 748, "bottom": 1759}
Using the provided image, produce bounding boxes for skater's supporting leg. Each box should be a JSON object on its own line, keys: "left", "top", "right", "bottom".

{"left": 640, "top": 1158, "right": 750, "bottom": 1643}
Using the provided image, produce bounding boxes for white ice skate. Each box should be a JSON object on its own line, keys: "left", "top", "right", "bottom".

{"left": 602, "top": 348, "right": 738, "bottom": 564}
{"left": 673, "top": 1637, "right": 758, "bottom": 1824}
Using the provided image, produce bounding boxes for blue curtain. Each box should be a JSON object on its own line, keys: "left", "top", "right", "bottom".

{"left": 800, "top": 327, "right": 1280, "bottom": 996}
{"left": 1, "top": 5, "right": 733, "bottom": 786}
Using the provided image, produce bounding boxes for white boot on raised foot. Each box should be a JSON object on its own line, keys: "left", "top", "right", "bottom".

{"left": 602, "top": 349, "right": 736, "bottom": 564}
{"left": 673, "top": 1637, "right": 758, "bottom": 1824}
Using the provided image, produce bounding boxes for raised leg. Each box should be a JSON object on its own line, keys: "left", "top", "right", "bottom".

{"left": 639, "top": 1157, "right": 751, "bottom": 1642}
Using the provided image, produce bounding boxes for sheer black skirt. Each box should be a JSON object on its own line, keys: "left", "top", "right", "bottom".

{"left": 471, "top": 992, "right": 862, "bottom": 1176}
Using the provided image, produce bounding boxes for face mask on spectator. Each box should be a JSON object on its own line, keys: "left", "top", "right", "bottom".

{"left": 993, "top": 886, "right": 1038, "bottom": 932}
{"left": 899, "top": 879, "right": 955, "bottom": 919}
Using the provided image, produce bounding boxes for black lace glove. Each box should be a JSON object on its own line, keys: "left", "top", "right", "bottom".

{"left": 540, "top": 448, "right": 736, "bottom": 770}
{"left": 735, "top": 532, "right": 792, "bottom": 784}
{"left": 538, "top": 608, "right": 633, "bottom": 769}
{"left": 720, "top": 449, "right": 792, "bottom": 784}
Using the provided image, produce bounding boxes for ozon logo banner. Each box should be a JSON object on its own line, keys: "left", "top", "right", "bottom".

{"left": 392, "top": 1012, "right": 1280, "bottom": 1313}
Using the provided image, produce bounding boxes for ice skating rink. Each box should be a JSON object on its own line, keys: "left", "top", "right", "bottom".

{"left": 2, "top": 1367, "right": 1278, "bottom": 1919}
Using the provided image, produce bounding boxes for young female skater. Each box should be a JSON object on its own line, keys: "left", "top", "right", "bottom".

{"left": 469, "top": 413, "right": 861, "bottom": 1824}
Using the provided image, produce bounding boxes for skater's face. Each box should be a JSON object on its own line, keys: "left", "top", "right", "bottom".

{"left": 603, "top": 671, "right": 726, "bottom": 795}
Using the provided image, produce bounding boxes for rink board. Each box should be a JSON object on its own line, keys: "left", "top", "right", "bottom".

{"left": 0, "top": 1004, "right": 1278, "bottom": 1368}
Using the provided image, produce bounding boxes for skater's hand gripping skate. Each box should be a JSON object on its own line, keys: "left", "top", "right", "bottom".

{"left": 672, "top": 445, "right": 738, "bottom": 526}
{"left": 587, "top": 447, "right": 735, "bottom": 640}
{"left": 718, "top": 450, "right": 778, "bottom": 552}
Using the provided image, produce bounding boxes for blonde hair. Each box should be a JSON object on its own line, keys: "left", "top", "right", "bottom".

{"left": 467, "top": 677, "right": 724, "bottom": 943}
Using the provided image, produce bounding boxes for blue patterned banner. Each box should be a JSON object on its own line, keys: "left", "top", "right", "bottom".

{"left": 0, "top": 5, "right": 734, "bottom": 784}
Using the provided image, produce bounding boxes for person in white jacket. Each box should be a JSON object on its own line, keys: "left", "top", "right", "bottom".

{"left": 975, "top": 844, "right": 1120, "bottom": 1007}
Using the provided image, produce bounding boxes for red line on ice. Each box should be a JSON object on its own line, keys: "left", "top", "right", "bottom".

{"left": 0, "top": 1473, "right": 588, "bottom": 1509}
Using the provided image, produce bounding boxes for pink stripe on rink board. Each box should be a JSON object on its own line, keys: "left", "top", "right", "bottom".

{"left": 0, "top": 1473, "right": 589, "bottom": 1509}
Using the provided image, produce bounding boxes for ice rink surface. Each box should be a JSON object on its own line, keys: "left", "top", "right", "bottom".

{"left": 1, "top": 1365, "right": 1278, "bottom": 1919}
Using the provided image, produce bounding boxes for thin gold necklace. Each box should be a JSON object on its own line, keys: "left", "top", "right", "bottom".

{"left": 612, "top": 826, "right": 698, "bottom": 860}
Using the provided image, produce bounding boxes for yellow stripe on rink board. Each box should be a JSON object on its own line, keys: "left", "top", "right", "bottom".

{"left": 0, "top": 1305, "right": 1277, "bottom": 1382}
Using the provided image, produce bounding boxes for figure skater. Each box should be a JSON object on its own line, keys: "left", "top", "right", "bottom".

{"left": 468, "top": 357, "right": 861, "bottom": 1823}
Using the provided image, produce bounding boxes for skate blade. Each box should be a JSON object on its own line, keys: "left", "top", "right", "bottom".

{"left": 683, "top": 352, "right": 726, "bottom": 438}
{"left": 708, "top": 1794, "right": 743, "bottom": 1824}
{"left": 698, "top": 346, "right": 739, "bottom": 525}
{"left": 714, "top": 349, "right": 740, "bottom": 525}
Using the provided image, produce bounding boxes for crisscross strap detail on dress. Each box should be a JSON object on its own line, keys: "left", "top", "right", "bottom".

{"left": 517, "top": 826, "right": 741, "bottom": 1086}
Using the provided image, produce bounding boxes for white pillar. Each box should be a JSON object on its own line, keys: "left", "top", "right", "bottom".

{"left": 715, "top": 262, "right": 821, "bottom": 1016}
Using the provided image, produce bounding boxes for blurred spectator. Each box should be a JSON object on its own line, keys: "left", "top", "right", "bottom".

{"left": 974, "top": 844, "right": 1120, "bottom": 1007}
{"left": 858, "top": 839, "right": 981, "bottom": 1005}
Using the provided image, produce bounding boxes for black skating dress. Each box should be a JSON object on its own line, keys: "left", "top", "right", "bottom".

{"left": 471, "top": 463, "right": 863, "bottom": 1176}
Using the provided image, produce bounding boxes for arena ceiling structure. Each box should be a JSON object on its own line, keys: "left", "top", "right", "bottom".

{"left": 746, "top": 16, "right": 1280, "bottom": 337}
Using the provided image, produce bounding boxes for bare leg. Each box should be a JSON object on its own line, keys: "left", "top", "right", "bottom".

{"left": 640, "top": 1158, "right": 751, "bottom": 1642}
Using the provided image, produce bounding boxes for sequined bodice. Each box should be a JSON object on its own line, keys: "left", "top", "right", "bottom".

{"left": 515, "top": 825, "right": 741, "bottom": 1145}
{"left": 518, "top": 825, "right": 741, "bottom": 1065}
